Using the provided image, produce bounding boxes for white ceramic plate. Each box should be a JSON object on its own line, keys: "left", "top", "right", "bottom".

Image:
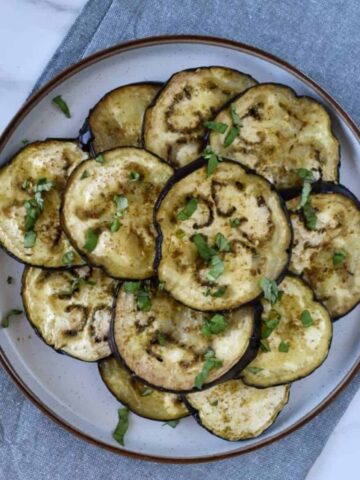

{"left": 0, "top": 36, "right": 359, "bottom": 463}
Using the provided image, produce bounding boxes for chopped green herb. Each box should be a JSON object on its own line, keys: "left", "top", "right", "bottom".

{"left": 247, "top": 366, "right": 264, "bottom": 374}
{"left": 22, "top": 139, "right": 29, "bottom": 145}
{"left": 124, "top": 281, "right": 152, "bottom": 311}
{"left": 296, "top": 169, "right": 317, "bottom": 230}
{"left": 7, "top": 276, "right": 13, "bottom": 285}
{"left": 215, "top": 232, "right": 231, "bottom": 252}
{"left": 2, "top": 309, "right": 22, "bottom": 328}
{"left": 84, "top": 228, "right": 98, "bottom": 252}
{"left": 203, "top": 286, "right": 227, "bottom": 298}
{"left": 52, "top": 95, "right": 71, "bottom": 118}
{"left": 300, "top": 310, "right": 313, "bottom": 328}
{"left": 124, "top": 281, "right": 140, "bottom": 294}
{"left": 129, "top": 171, "right": 140, "bottom": 182}
{"left": 209, "top": 399, "right": 219, "bottom": 407}
{"left": 191, "top": 233, "right": 216, "bottom": 261}
{"left": 296, "top": 181, "right": 312, "bottom": 211}
{"left": 113, "top": 408, "right": 129, "bottom": 446}
{"left": 261, "top": 310, "right": 281, "bottom": 339}
{"left": 260, "top": 278, "right": 281, "bottom": 305}
{"left": 223, "top": 126, "right": 239, "bottom": 147}
{"left": 278, "top": 340, "right": 289, "bottom": 353}
{"left": 230, "top": 103, "right": 242, "bottom": 127}
{"left": 157, "top": 332, "right": 167, "bottom": 346}
{"left": 204, "top": 121, "right": 228, "bottom": 133}
{"left": 296, "top": 168, "right": 315, "bottom": 182}
{"left": 21, "top": 179, "right": 30, "bottom": 190}
{"left": 141, "top": 386, "right": 153, "bottom": 397}
{"left": 62, "top": 250, "right": 75, "bottom": 265}
{"left": 24, "top": 230, "right": 37, "bottom": 248}
{"left": 195, "top": 349, "right": 223, "bottom": 389}
{"left": 158, "top": 281, "right": 166, "bottom": 291}
{"left": 34, "top": 178, "right": 54, "bottom": 193}
{"left": 163, "top": 420, "right": 180, "bottom": 428}
{"left": 58, "top": 277, "right": 96, "bottom": 297}
{"left": 207, "top": 255, "right": 224, "bottom": 281}
{"left": 260, "top": 339, "right": 271, "bottom": 352}
{"left": 333, "top": 251, "right": 347, "bottom": 267}
{"left": 303, "top": 201, "right": 317, "bottom": 230}
{"left": 95, "top": 154, "right": 104, "bottom": 164}
{"left": 203, "top": 146, "right": 221, "bottom": 176}
{"left": 110, "top": 218, "right": 121, "bottom": 232}
{"left": 202, "top": 314, "right": 228, "bottom": 337}
{"left": 229, "top": 217, "right": 241, "bottom": 228}
{"left": 80, "top": 170, "right": 90, "bottom": 180}
{"left": 177, "top": 197, "right": 198, "bottom": 221}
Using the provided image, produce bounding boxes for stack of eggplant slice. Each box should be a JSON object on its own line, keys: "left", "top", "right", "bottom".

{"left": 2, "top": 65, "right": 359, "bottom": 444}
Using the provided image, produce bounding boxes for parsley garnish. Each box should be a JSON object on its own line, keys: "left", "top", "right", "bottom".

{"left": 157, "top": 332, "right": 167, "bottom": 346}
{"left": 247, "top": 366, "right": 263, "bottom": 374}
{"left": 260, "top": 278, "right": 282, "bottom": 305}
{"left": 113, "top": 408, "right": 129, "bottom": 446}
{"left": 80, "top": 170, "right": 90, "bottom": 180}
{"left": 333, "top": 251, "right": 346, "bottom": 267}
{"left": 191, "top": 233, "right": 216, "bottom": 261}
{"left": 261, "top": 310, "right": 281, "bottom": 339}
{"left": 177, "top": 197, "right": 198, "bottom": 221}
{"left": 202, "top": 314, "right": 228, "bottom": 337}
{"left": 215, "top": 233, "right": 231, "bottom": 252}
{"left": 223, "top": 104, "right": 242, "bottom": 147}
{"left": 260, "top": 339, "right": 271, "bottom": 352}
{"left": 204, "top": 121, "right": 228, "bottom": 133}
{"left": 203, "top": 286, "right": 227, "bottom": 297}
{"left": 300, "top": 310, "right": 313, "bottom": 328}
{"left": 84, "top": 228, "right": 98, "bottom": 252}
{"left": 123, "top": 281, "right": 152, "bottom": 312}
{"left": 224, "top": 126, "right": 239, "bottom": 147}
{"left": 52, "top": 95, "right": 71, "bottom": 118}
{"left": 141, "top": 386, "right": 153, "bottom": 397}
{"left": 278, "top": 340, "right": 289, "bottom": 352}
{"left": 195, "top": 349, "right": 223, "bottom": 389}
{"left": 62, "top": 250, "right": 75, "bottom": 265}
{"left": 203, "top": 146, "right": 222, "bottom": 176}
{"left": 110, "top": 195, "right": 128, "bottom": 232}
{"left": 163, "top": 420, "right": 180, "bottom": 428}
{"left": 229, "top": 217, "right": 241, "bottom": 228}
{"left": 1, "top": 309, "right": 22, "bottom": 328}
{"left": 296, "top": 169, "right": 317, "bottom": 230}
{"left": 303, "top": 201, "right": 317, "bottom": 230}
{"left": 24, "top": 231, "right": 37, "bottom": 248}
{"left": 129, "top": 171, "right": 140, "bottom": 182}
{"left": 58, "top": 277, "right": 96, "bottom": 297}
{"left": 95, "top": 154, "right": 104, "bottom": 164}
{"left": 207, "top": 255, "right": 224, "bottom": 281}
{"left": 158, "top": 281, "right": 166, "bottom": 291}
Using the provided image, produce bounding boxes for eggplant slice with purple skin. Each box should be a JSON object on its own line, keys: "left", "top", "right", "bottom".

{"left": 111, "top": 280, "right": 260, "bottom": 393}
{"left": 154, "top": 157, "right": 292, "bottom": 311}
{"left": 80, "top": 82, "right": 162, "bottom": 155}
{"left": 98, "top": 356, "right": 189, "bottom": 421}
{"left": 209, "top": 83, "right": 340, "bottom": 190}
{"left": 0, "top": 140, "right": 87, "bottom": 268}
{"left": 287, "top": 182, "right": 360, "bottom": 319}
{"left": 61, "top": 147, "right": 174, "bottom": 279}
{"left": 22, "top": 266, "right": 117, "bottom": 362}
{"left": 143, "top": 66, "right": 257, "bottom": 168}
{"left": 241, "top": 274, "right": 332, "bottom": 388}
{"left": 185, "top": 379, "right": 290, "bottom": 441}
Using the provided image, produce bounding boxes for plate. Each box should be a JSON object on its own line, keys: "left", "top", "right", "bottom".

{"left": 0, "top": 35, "right": 359, "bottom": 463}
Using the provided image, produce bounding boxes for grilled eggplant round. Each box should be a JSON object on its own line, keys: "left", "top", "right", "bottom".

{"left": 22, "top": 266, "right": 117, "bottom": 361}
{"left": 185, "top": 379, "right": 290, "bottom": 441}
{"left": 0, "top": 140, "right": 87, "bottom": 268}
{"left": 242, "top": 275, "right": 332, "bottom": 388}
{"left": 155, "top": 158, "right": 292, "bottom": 311}
{"left": 209, "top": 84, "right": 340, "bottom": 189}
{"left": 62, "top": 147, "right": 174, "bottom": 279}
{"left": 143, "top": 66, "right": 257, "bottom": 168}
{"left": 111, "top": 281, "right": 260, "bottom": 392}
{"left": 80, "top": 82, "right": 162, "bottom": 155}
{"left": 99, "top": 356, "right": 189, "bottom": 421}
{"left": 287, "top": 183, "right": 360, "bottom": 319}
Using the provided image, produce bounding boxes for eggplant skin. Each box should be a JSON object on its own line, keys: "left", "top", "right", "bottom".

{"left": 79, "top": 82, "right": 162, "bottom": 155}
{"left": 22, "top": 266, "right": 117, "bottom": 362}
{"left": 287, "top": 182, "right": 360, "bottom": 319}
{"left": 61, "top": 147, "right": 174, "bottom": 280}
{"left": 154, "top": 157, "right": 292, "bottom": 311}
{"left": 241, "top": 274, "right": 332, "bottom": 388}
{"left": 143, "top": 66, "right": 257, "bottom": 168}
{"left": 209, "top": 83, "right": 340, "bottom": 190}
{"left": 98, "top": 356, "right": 189, "bottom": 421}
{"left": 0, "top": 140, "right": 87, "bottom": 268}
{"left": 110, "top": 281, "right": 261, "bottom": 393}
{"left": 184, "top": 379, "right": 290, "bottom": 441}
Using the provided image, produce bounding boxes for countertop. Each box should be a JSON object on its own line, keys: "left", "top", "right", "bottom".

{"left": 0, "top": 1, "right": 359, "bottom": 478}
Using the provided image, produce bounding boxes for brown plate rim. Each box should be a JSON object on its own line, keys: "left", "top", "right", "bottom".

{"left": 0, "top": 34, "right": 359, "bottom": 464}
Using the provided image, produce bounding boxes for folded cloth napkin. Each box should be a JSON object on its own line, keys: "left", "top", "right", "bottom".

{"left": 2, "top": 1, "right": 359, "bottom": 479}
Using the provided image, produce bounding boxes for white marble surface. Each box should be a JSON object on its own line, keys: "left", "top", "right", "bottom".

{"left": 0, "top": 1, "right": 359, "bottom": 478}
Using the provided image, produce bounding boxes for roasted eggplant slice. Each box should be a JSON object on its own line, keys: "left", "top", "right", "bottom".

{"left": 0, "top": 141, "right": 87, "bottom": 267}
{"left": 111, "top": 281, "right": 260, "bottom": 392}
{"left": 242, "top": 275, "right": 332, "bottom": 388}
{"left": 99, "top": 356, "right": 189, "bottom": 420}
{"left": 185, "top": 379, "right": 290, "bottom": 441}
{"left": 143, "top": 67, "right": 257, "bottom": 168}
{"left": 22, "top": 266, "right": 117, "bottom": 361}
{"left": 209, "top": 84, "right": 340, "bottom": 189}
{"left": 80, "top": 83, "right": 161, "bottom": 154}
{"left": 154, "top": 158, "right": 292, "bottom": 311}
{"left": 287, "top": 183, "right": 360, "bottom": 319}
{"left": 62, "top": 147, "right": 174, "bottom": 279}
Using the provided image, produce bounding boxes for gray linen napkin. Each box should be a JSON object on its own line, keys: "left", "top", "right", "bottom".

{"left": 2, "top": 1, "right": 360, "bottom": 479}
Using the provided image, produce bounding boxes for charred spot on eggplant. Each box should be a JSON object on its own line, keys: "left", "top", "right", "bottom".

{"left": 61, "top": 147, "right": 174, "bottom": 279}
{"left": 154, "top": 158, "right": 292, "bottom": 311}
{"left": 22, "top": 266, "right": 117, "bottom": 361}
{"left": 242, "top": 275, "right": 332, "bottom": 387}
{"left": 209, "top": 84, "right": 340, "bottom": 189}
{"left": 0, "top": 140, "right": 87, "bottom": 268}
{"left": 99, "top": 356, "right": 189, "bottom": 421}
{"left": 143, "top": 67, "right": 257, "bottom": 168}
{"left": 80, "top": 83, "right": 162, "bottom": 155}
{"left": 287, "top": 183, "right": 360, "bottom": 319}
{"left": 185, "top": 379, "right": 290, "bottom": 441}
{"left": 111, "top": 281, "right": 260, "bottom": 392}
